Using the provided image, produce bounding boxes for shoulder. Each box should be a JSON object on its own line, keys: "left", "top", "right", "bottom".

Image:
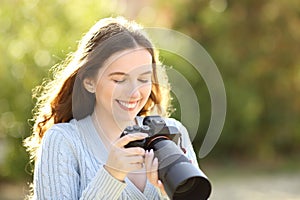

{"left": 44, "top": 119, "right": 78, "bottom": 138}
{"left": 163, "top": 117, "right": 199, "bottom": 165}
{"left": 40, "top": 119, "right": 81, "bottom": 149}
{"left": 163, "top": 117, "right": 183, "bottom": 127}
{"left": 162, "top": 117, "right": 189, "bottom": 136}
{"left": 163, "top": 117, "right": 193, "bottom": 147}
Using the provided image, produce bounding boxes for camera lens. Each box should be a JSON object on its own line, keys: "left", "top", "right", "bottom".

{"left": 175, "top": 178, "right": 194, "bottom": 194}
{"left": 173, "top": 177, "right": 210, "bottom": 199}
{"left": 151, "top": 140, "right": 211, "bottom": 200}
{"left": 142, "top": 115, "right": 211, "bottom": 199}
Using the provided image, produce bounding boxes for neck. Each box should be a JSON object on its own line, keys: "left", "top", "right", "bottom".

{"left": 91, "top": 110, "right": 136, "bottom": 144}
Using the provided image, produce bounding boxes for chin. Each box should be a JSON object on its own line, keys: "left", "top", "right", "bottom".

{"left": 113, "top": 111, "right": 138, "bottom": 122}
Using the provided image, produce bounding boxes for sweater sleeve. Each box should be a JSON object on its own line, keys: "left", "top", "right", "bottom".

{"left": 34, "top": 127, "right": 126, "bottom": 200}
{"left": 164, "top": 118, "right": 199, "bottom": 167}
{"left": 177, "top": 122, "right": 200, "bottom": 167}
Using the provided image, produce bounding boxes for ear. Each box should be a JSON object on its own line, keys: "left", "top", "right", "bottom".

{"left": 83, "top": 78, "right": 96, "bottom": 93}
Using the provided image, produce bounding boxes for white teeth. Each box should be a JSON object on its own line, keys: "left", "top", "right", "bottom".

{"left": 118, "top": 100, "right": 138, "bottom": 109}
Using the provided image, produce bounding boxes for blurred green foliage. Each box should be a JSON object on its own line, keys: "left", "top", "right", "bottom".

{"left": 168, "top": 0, "right": 300, "bottom": 163}
{"left": 0, "top": 0, "right": 117, "bottom": 181}
{"left": 0, "top": 0, "right": 299, "bottom": 182}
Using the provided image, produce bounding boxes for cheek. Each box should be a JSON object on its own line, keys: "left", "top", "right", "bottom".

{"left": 141, "top": 83, "right": 152, "bottom": 97}
{"left": 110, "top": 84, "right": 125, "bottom": 98}
{"left": 96, "top": 82, "right": 115, "bottom": 102}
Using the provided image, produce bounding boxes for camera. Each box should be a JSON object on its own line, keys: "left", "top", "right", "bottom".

{"left": 120, "top": 115, "right": 211, "bottom": 200}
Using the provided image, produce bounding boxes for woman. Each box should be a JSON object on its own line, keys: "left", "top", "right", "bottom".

{"left": 24, "top": 17, "right": 199, "bottom": 199}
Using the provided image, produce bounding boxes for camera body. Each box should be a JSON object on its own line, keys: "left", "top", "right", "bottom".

{"left": 120, "top": 115, "right": 181, "bottom": 150}
{"left": 120, "top": 115, "right": 211, "bottom": 200}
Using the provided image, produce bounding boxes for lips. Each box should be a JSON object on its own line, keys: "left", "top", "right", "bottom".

{"left": 116, "top": 100, "right": 139, "bottom": 111}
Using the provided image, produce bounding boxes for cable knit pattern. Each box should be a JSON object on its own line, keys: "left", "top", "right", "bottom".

{"left": 33, "top": 115, "right": 199, "bottom": 199}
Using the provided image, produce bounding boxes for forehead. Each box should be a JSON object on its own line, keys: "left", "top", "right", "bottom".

{"left": 101, "top": 48, "right": 153, "bottom": 75}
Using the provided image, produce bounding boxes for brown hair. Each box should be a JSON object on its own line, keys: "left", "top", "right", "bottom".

{"left": 24, "top": 17, "right": 171, "bottom": 161}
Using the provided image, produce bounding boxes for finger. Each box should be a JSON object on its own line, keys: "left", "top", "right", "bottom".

{"left": 130, "top": 162, "right": 145, "bottom": 171}
{"left": 106, "top": 154, "right": 144, "bottom": 170}
{"left": 145, "top": 149, "right": 154, "bottom": 173}
{"left": 151, "top": 157, "right": 158, "bottom": 178}
{"left": 115, "top": 133, "right": 148, "bottom": 147}
{"left": 158, "top": 180, "right": 164, "bottom": 189}
{"left": 157, "top": 180, "right": 167, "bottom": 196}
{"left": 125, "top": 155, "right": 145, "bottom": 164}
{"left": 122, "top": 147, "right": 145, "bottom": 156}
{"left": 148, "top": 159, "right": 159, "bottom": 185}
{"left": 106, "top": 162, "right": 143, "bottom": 175}
{"left": 146, "top": 153, "right": 159, "bottom": 184}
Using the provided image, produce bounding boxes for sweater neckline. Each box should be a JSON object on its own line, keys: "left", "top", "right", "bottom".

{"left": 77, "top": 115, "right": 144, "bottom": 163}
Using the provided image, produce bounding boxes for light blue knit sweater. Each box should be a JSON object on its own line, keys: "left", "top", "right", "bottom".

{"left": 33, "top": 115, "right": 199, "bottom": 199}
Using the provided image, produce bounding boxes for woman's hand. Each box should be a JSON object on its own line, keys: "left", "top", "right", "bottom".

{"left": 145, "top": 149, "right": 167, "bottom": 196}
{"left": 104, "top": 133, "right": 148, "bottom": 181}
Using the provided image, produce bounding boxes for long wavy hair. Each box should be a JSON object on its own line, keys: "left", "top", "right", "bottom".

{"left": 23, "top": 17, "right": 171, "bottom": 162}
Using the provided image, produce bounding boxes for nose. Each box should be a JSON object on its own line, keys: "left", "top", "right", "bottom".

{"left": 129, "top": 86, "right": 141, "bottom": 100}
{"left": 126, "top": 81, "right": 141, "bottom": 100}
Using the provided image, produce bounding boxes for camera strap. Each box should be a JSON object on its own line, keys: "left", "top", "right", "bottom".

{"left": 179, "top": 136, "right": 187, "bottom": 154}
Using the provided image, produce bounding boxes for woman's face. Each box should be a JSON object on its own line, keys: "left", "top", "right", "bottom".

{"left": 90, "top": 48, "right": 153, "bottom": 122}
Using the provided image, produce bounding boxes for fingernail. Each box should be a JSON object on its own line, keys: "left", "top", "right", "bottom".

{"left": 141, "top": 133, "right": 148, "bottom": 137}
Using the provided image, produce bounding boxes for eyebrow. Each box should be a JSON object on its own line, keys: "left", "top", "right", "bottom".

{"left": 108, "top": 71, "right": 152, "bottom": 76}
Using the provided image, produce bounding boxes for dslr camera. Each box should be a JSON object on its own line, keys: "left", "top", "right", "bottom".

{"left": 120, "top": 115, "right": 211, "bottom": 200}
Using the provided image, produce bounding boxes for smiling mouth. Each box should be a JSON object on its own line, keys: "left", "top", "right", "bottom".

{"left": 116, "top": 100, "right": 139, "bottom": 110}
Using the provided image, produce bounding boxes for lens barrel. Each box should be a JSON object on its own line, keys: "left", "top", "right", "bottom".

{"left": 151, "top": 140, "right": 211, "bottom": 200}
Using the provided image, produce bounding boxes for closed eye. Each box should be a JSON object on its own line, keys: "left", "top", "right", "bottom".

{"left": 138, "top": 78, "right": 151, "bottom": 83}
{"left": 113, "top": 79, "right": 126, "bottom": 83}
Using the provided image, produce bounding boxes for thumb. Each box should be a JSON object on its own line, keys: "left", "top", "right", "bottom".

{"left": 115, "top": 133, "right": 148, "bottom": 148}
